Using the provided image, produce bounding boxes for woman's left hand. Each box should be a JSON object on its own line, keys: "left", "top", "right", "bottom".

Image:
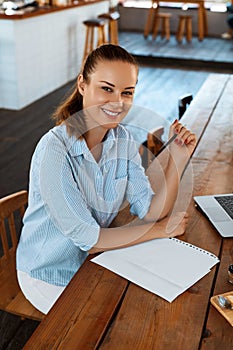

{"left": 169, "top": 119, "right": 197, "bottom": 158}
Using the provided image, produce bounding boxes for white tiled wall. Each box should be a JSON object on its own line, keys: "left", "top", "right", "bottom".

{"left": 0, "top": 1, "right": 109, "bottom": 110}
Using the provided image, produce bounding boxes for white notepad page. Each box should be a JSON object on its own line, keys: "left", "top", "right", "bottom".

{"left": 91, "top": 238, "right": 219, "bottom": 302}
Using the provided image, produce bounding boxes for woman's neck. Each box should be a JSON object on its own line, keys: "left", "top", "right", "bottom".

{"left": 84, "top": 127, "right": 108, "bottom": 162}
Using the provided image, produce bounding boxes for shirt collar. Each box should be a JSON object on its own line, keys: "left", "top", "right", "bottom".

{"left": 69, "top": 128, "right": 116, "bottom": 158}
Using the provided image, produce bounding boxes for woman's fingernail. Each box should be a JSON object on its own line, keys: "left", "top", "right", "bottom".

{"left": 172, "top": 119, "right": 178, "bottom": 125}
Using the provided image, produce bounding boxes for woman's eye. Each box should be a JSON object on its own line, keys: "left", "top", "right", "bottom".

{"left": 122, "top": 91, "right": 133, "bottom": 96}
{"left": 102, "top": 87, "right": 112, "bottom": 92}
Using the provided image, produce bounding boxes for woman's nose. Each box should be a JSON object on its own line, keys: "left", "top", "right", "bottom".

{"left": 111, "top": 92, "right": 123, "bottom": 103}
{"left": 108, "top": 101, "right": 124, "bottom": 111}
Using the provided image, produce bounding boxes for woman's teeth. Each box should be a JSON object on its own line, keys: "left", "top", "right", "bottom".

{"left": 102, "top": 108, "right": 120, "bottom": 117}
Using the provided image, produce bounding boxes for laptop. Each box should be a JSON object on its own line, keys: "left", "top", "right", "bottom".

{"left": 194, "top": 194, "right": 233, "bottom": 238}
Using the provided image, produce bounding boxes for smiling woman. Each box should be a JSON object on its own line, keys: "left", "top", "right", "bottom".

{"left": 16, "top": 44, "right": 196, "bottom": 315}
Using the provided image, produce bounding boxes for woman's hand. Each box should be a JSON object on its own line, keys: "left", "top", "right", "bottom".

{"left": 169, "top": 119, "right": 197, "bottom": 158}
{"left": 157, "top": 211, "right": 189, "bottom": 238}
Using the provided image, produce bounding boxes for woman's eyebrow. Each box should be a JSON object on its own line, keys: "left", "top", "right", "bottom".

{"left": 100, "top": 80, "right": 135, "bottom": 89}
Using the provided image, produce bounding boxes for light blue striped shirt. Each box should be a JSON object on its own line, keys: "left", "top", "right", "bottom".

{"left": 16, "top": 123, "right": 154, "bottom": 286}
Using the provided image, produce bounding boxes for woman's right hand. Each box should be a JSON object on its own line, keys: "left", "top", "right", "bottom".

{"left": 169, "top": 120, "right": 197, "bottom": 159}
{"left": 155, "top": 211, "right": 189, "bottom": 239}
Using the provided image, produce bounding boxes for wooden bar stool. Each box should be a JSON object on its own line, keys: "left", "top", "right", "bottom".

{"left": 152, "top": 12, "right": 172, "bottom": 40}
{"left": 82, "top": 18, "right": 108, "bottom": 65}
{"left": 176, "top": 15, "right": 193, "bottom": 43}
{"left": 98, "top": 11, "right": 120, "bottom": 45}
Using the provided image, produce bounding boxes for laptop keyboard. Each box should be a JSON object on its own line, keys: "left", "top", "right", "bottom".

{"left": 215, "top": 196, "right": 233, "bottom": 219}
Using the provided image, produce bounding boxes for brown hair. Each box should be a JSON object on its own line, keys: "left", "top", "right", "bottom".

{"left": 52, "top": 44, "right": 139, "bottom": 125}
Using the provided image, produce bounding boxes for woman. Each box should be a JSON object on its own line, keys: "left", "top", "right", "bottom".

{"left": 16, "top": 44, "right": 196, "bottom": 314}
{"left": 221, "top": 2, "right": 233, "bottom": 39}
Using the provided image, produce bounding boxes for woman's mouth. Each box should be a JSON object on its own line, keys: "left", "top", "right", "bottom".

{"left": 101, "top": 108, "right": 122, "bottom": 119}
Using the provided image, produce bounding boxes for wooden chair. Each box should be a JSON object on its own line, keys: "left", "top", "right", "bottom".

{"left": 140, "top": 126, "right": 164, "bottom": 168}
{"left": 178, "top": 93, "right": 193, "bottom": 119}
{"left": 0, "top": 190, "right": 44, "bottom": 321}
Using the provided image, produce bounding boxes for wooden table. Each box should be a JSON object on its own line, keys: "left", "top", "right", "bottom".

{"left": 23, "top": 74, "right": 233, "bottom": 349}
{"left": 144, "top": 0, "right": 208, "bottom": 41}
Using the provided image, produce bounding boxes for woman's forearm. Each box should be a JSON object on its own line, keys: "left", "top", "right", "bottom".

{"left": 144, "top": 153, "right": 188, "bottom": 221}
{"left": 89, "top": 222, "right": 157, "bottom": 253}
{"left": 89, "top": 211, "right": 188, "bottom": 254}
{"left": 144, "top": 121, "right": 196, "bottom": 222}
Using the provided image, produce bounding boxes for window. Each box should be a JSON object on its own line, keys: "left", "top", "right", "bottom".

{"left": 121, "top": 0, "right": 229, "bottom": 12}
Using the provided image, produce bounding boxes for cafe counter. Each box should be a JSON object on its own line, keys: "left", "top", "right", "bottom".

{"left": 0, "top": 0, "right": 109, "bottom": 110}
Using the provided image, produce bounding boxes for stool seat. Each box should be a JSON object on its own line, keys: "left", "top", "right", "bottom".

{"left": 98, "top": 11, "right": 120, "bottom": 45}
{"left": 83, "top": 18, "right": 106, "bottom": 27}
{"left": 176, "top": 14, "right": 193, "bottom": 43}
{"left": 82, "top": 18, "right": 108, "bottom": 65}
{"left": 152, "top": 12, "right": 172, "bottom": 41}
{"left": 98, "top": 11, "right": 120, "bottom": 21}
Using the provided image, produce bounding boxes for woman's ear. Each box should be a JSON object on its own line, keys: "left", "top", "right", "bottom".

{"left": 77, "top": 74, "right": 85, "bottom": 96}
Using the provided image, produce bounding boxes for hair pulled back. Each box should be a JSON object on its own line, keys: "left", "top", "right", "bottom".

{"left": 52, "top": 44, "right": 138, "bottom": 125}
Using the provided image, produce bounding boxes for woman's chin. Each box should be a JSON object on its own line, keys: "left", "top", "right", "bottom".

{"left": 102, "top": 121, "right": 120, "bottom": 129}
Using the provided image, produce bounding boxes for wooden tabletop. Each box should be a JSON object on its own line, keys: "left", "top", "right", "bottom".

{"left": 0, "top": 0, "right": 106, "bottom": 20}
{"left": 23, "top": 74, "right": 233, "bottom": 350}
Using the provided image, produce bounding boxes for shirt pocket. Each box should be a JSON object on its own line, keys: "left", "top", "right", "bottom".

{"left": 110, "top": 175, "right": 128, "bottom": 203}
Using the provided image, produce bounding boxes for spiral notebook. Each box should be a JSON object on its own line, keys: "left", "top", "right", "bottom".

{"left": 92, "top": 238, "right": 219, "bottom": 302}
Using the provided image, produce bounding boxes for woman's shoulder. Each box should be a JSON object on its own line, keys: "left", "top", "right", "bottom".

{"left": 38, "top": 124, "right": 72, "bottom": 147}
{"left": 32, "top": 125, "right": 74, "bottom": 159}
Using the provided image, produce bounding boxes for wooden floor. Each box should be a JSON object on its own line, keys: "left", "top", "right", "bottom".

{"left": 0, "top": 31, "right": 233, "bottom": 350}
{"left": 119, "top": 31, "right": 233, "bottom": 70}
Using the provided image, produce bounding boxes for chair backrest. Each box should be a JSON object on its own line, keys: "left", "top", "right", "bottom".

{"left": 178, "top": 94, "right": 193, "bottom": 119}
{"left": 0, "top": 190, "right": 27, "bottom": 262}
{"left": 0, "top": 190, "right": 44, "bottom": 321}
{"left": 140, "top": 126, "right": 164, "bottom": 168}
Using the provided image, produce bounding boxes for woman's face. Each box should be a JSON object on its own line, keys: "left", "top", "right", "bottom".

{"left": 77, "top": 60, "right": 138, "bottom": 131}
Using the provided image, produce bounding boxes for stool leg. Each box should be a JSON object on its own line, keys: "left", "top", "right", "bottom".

{"left": 152, "top": 17, "right": 160, "bottom": 40}
{"left": 90, "top": 27, "right": 94, "bottom": 51}
{"left": 97, "top": 26, "right": 105, "bottom": 46}
{"left": 110, "top": 20, "right": 119, "bottom": 45}
{"left": 144, "top": 7, "right": 156, "bottom": 38}
{"left": 165, "top": 17, "right": 170, "bottom": 40}
{"left": 83, "top": 27, "right": 93, "bottom": 62}
{"left": 176, "top": 18, "right": 185, "bottom": 43}
{"left": 186, "top": 19, "right": 192, "bottom": 42}
{"left": 161, "top": 18, "right": 165, "bottom": 38}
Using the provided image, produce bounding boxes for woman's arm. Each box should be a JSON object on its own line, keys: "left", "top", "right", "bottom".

{"left": 144, "top": 120, "right": 196, "bottom": 222}
{"left": 89, "top": 211, "right": 188, "bottom": 253}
